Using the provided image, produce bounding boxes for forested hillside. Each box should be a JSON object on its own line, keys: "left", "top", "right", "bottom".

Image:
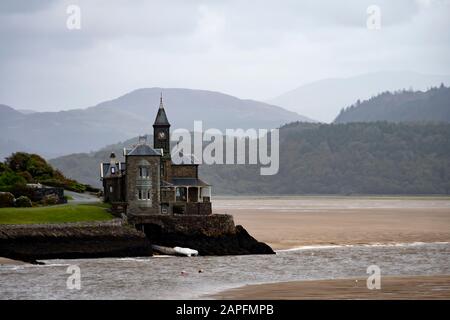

{"left": 334, "top": 85, "right": 450, "bottom": 124}
{"left": 50, "top": 122, "right": 450, "bottom": 195}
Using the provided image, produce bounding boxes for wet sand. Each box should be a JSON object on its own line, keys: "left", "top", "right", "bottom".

{"left": 213, "top": 196, "right": 450, "bottom": 250}
{"left": 0, "top": 257, "right": 26, "bottom": 265}
{"left": 211, "top": 197, "right": 450, "bottom": 300}
{"left": 212, "top": 275, "right": 450, "bottom": 300}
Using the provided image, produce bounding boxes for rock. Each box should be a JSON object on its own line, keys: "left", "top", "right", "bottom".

{"left": 142, "top": 219, "right": 275, "bottom": 256}
{"left": 0, "top": 192, "right": 15, "bottom": 208}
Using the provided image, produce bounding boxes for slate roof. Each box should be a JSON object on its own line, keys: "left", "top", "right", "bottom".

{"left": 171, "top": 178, "right": 210, "bottom": 187}
{"left": 102, "top": 162, "right": 126, "bottom": 178}
{"left": 153, "top": 96, "right": 170, "bottom": 126}
{"left": 127, "top": 144, "right": 162, "bottom": 156}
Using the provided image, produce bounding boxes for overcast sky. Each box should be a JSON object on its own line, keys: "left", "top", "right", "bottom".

{"left": 0, "top": 0, "right": 449, "bottom": 111}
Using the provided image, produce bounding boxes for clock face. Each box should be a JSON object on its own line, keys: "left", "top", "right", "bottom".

{"left": 157, "top": 131, "right": 166, "bottom": 140}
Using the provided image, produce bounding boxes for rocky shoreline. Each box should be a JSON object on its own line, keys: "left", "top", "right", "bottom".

{"left": 0, "top": 215, "right": 274, "bottom": 263}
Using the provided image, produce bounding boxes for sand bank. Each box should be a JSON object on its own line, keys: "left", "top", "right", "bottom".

{"left": 211, "top": 275, "right": 450, "bottom": 300}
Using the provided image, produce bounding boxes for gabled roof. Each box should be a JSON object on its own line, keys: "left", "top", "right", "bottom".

{"left": 127, "top": 144, "right": 161, "bottom": 156}
{"left": 153, "top": 94, "right": 170, "bottom": 126}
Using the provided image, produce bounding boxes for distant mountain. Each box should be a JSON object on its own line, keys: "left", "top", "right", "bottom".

{"left": 17, "top": 109, "right": 37, "bottom": 115}
{"left": 50, "top": 122, "right": 450, "bottom": 195}
{"left": 268, "top": 71, "right": 450, "bottom": 123}
{"left": 334, "top": 85, "right": 450, "bottom": 124}
{"left": 0, "top": 88, "right": 310, "bottom": 160}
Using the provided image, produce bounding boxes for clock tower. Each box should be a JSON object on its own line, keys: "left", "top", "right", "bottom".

{"left": 153, "top": 93, "right": 171, "bottom": 181}
{"left": 153, "top": 93, "right": 171, "bottom": 158}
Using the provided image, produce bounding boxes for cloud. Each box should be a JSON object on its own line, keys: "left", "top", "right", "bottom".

{"left": 0, "top": 0, "right": 449, "bottom": 110}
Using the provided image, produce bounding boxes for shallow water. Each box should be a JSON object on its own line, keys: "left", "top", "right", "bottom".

{"left": 1, "top": 242, "right": 449, "bottom": 299}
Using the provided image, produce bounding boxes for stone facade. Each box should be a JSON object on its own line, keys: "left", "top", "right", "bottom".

{"left": 171, "top": 165, "right": 197, "bottom": 178}
{"left": 103, "top": 176, "right": 125, "bottom": 203}
{"left": 100, "top": 96, "right": 212, "bottom": 217}
{"left": 125, "top": 155, "right": 160, "bottom": 216}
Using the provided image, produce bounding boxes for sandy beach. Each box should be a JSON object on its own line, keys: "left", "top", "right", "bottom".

{"left": 210, "top": 197, "right": 450, "bottom": 299}
{"left": 214, "top": 196, "right": 450, "bottom": 250}
{"left": 0, "top": 257, "right": 26, "bottom": 265}
{"left": 212, "top": 275, "right": 450, "bottom": 300}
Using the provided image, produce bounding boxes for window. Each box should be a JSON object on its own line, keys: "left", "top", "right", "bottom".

{"left": 176, "top": 187, "right": 187, "bottom": 202}
{"left": 111, "top": 167, "right": 116, "bottom": 174}
{"left": 139, "top": 166, "right": 150, "bottom": 178}
{"left": 109, "top": 186, "right": 113, "bottom": 193}
{"left": 136, "top": 188, "right": 151, "bottom": 201}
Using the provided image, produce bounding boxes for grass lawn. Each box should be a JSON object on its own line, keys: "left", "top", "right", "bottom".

{"left": 0, "top": 203, "right": 114, "bottom": 224}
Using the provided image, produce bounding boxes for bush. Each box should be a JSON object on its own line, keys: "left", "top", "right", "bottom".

{"left": 15, "top": 196, "right": 32, "bottom": 207}
{"left": 0, "top": 192, "right": 15, "bottom": 208}
{"left": 0, "top": 171, "right": 27, "bottom": 187}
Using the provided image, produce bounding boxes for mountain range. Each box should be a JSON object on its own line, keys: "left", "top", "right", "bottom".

{"left": 268, "top": 71, "right": 450, "bottom": 123}
{"left": 0, "top": 88, "right": 311, "bottom": 160}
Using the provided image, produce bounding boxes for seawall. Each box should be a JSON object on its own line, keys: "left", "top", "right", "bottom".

{"left": 0, "top": 214, "right": 274, "bottom": 262}
{"left": 0, "top": 219, "right": 152, "bottom": 263}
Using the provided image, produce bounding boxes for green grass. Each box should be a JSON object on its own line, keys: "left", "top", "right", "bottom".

{"left": 0, "top": 203, "right": 114, "bottom": 224}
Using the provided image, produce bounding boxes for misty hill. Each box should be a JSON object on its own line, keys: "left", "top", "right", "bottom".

{"left": 0, "top": 88, "right": 310, "bottom": 160}
{"left": 50, "top": 122, "right": 450, "bottom": 195}
{"left": 334, "top": 85, "right": 450, "bottom": 123}
{"left": 268, "top": 71, "right": 450, "bottom": 123}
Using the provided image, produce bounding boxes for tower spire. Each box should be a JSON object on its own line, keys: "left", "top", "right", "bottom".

{"left": 153, "top": 93, "right": 170, "bottom": 126}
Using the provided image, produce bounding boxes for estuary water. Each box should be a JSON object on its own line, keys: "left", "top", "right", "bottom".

{"left": 1, "top": 242, "right": 449, "bottom": 299}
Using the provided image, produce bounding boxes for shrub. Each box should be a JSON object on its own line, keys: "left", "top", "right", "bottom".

{"left": 0, "top": 192, "right": 15, "bottom": 208}
{"left": 15, "top": 195, "right": 32, "bottom": 207}
{"left": 0, "top": 171, "right": 27, "bottom": 187}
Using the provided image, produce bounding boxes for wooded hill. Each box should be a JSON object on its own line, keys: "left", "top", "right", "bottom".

{"left": 50, "top": 122, "right": 450, "bottom": 195}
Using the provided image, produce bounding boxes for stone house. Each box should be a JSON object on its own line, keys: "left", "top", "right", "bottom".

{"left": 100, "top": 96, "right": 212, "bottom": 217}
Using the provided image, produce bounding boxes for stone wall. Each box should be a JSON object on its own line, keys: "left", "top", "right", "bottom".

{"left": 171, "top": 164, "right": 198, "bottom": 178}
{"left": 0, "top": 220, "right": 152, "bottom": 262}
{"left": 125, "top": 155, "right": 160, "bottom": 215}
{"left": 103, "top": 176, "right": 125, "bottom": 203}
{"left": 186, "top": 202, "right": 212, "bottom": 215}
{"left": 131, "top": 214, "right": 236, "bottom": 237}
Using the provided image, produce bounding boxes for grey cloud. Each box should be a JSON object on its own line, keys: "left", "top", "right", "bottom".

{"left": 0, "top": 0, "right": 449, "bottom": 110}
